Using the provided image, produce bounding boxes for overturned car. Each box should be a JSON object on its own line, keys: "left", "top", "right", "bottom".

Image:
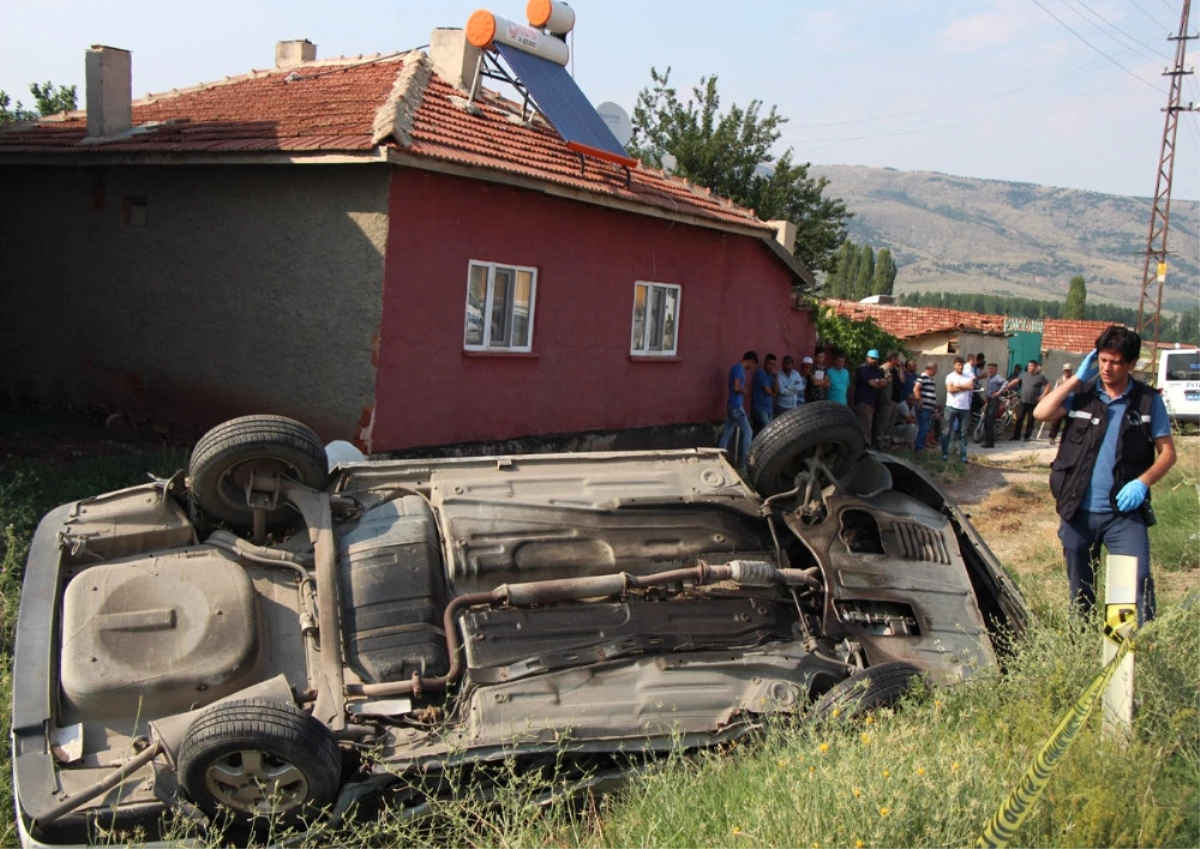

{"left": 11, "top": 403, "right": 1026, "bottom": 844}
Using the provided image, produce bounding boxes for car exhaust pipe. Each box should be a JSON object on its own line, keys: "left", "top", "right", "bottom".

{"left": 346, "top": 560, "right": 820, "bottom": 700}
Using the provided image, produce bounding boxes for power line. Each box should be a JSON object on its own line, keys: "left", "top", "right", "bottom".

{"left": 1066, "top": 0, "right": 1175, "bottom": 61}
{"left": 795, "top": 81, "right": 1123, "bottom": 151}
{"left": 1031, "top": 0, "right": 1167, "bottom": 90}
{"left": 778, "top": 58, "right": 1111, "bottom": 135}
{"left": 1128, "top": 0, "right": 1172, "bottom": 30}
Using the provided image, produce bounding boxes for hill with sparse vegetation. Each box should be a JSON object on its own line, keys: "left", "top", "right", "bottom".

{"left": 810, "top": 165, "right": 1200, "bottom": 314}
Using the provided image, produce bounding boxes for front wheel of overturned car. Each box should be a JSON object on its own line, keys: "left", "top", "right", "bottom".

{"left": 177, "top": 699, "right": 342, "bottom": 824}
{"left": 746, "top": 401, "right": 866, "bottom": 497}
{"left": 188, "top": 414, "right": 328, "bottom": 530}
{"left": 808, "top": 661, "right": 924, "bottom": 722}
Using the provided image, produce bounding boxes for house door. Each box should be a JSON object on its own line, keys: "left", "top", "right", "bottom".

{"left": 1007, "top": 331, "right": 1043, "bottom": 374}
{"left": 1004, "top": 317, "right": 1045, "bottom": 376}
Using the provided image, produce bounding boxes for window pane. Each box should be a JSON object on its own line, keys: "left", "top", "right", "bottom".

{"left": 512, "top": 270, "right": 533, "bottom": 348}
{"left": 649, "top": 286, "right": 667, "bottom": 351}
{"left": 465, "top": 264, "right": 487, "bottom": 346}
{"left": 490, "top": 267, "right": 513, "bottom": 347}
{"left": 661, "top": 286, "right": 678, "bottom": 352}
{"left": 631, "top": 284, "right": 647, "bottom": 352}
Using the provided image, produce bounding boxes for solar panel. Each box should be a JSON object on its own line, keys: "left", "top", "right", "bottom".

{"left": 494, "top": 42, "right": 637, "bottom": 167}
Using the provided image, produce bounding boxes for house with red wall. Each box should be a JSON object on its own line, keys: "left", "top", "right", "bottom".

{"left": 0, "top": 34, "right": 814, "bottom": 453}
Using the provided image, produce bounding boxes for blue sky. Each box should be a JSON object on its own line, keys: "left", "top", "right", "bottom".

{"left": 2, "top": 0, "right": 1197, "bottom": 200}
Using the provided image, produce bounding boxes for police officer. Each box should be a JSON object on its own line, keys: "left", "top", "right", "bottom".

{"left": 1033, "top": 326, "right": 1175, "bottom": 623}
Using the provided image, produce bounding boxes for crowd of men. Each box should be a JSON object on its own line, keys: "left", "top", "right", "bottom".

{"left": 717, "top": 324, "right": 1175, "bottom": 625}
{"left": 717, "top": 347, "right": 1065, "bottom": 468}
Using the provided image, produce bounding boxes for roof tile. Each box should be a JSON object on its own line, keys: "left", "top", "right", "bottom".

{"left": 823, "top": 299, "right": 1118, "bottom": 353}
{"left": 0, "top": 50, "right": 769, "bottom": 232}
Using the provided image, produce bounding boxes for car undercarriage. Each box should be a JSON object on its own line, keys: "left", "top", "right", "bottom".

{"left": 11, "top": 404, "right": 1026, "bottom": 845}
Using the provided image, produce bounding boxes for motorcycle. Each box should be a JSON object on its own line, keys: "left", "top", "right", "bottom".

{"left": 972, "top": 389, "right": 1018, "bottom": 443}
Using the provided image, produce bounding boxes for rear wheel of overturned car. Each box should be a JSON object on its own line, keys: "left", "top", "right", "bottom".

{"left": 746, "top": 401, "right": 866, "bottom": 497}
{"left": 177, "top": 699, "right": 341, "bottom": 823}
{"left": 808, "top": 661, "right": 924, "bottom": 722}
{"left": 188, "top": 415, "right": 328, "bottom": 530}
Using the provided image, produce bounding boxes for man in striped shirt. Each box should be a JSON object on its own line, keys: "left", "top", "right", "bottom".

{"left": 914, "top": 362, "right": 939, "bottom": 453}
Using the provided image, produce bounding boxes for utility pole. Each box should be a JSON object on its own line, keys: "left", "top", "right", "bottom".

{"left": 1135, "top": 0, "right": 1196, "bottom": 379}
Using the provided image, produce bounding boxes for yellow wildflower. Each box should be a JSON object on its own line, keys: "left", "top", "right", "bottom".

{"left": 916, "top": 767, "right": 926, "bottom": 776}
{"left": 831, "top": 708, "right": 840, "bottom": 718}
{"left": 879, "top": 807, "right": 890, "bottom": 817}
{"left": 856, "top": 841, "right": 865, "bottom": 848}
{"left": 732, "top": 826, "right": 742, "bottom": 835}
{"left": 882, "top": 769, "right": 891, "bottom": 778}
{"left": 861, "top": 733, "right": 871, "bottom": 745}
{"left": 952, "top": 761, "right": 960, "bottom": 772}
{"left": 777, "top": 759, "right": 786, "bottom": 768}
{"left": 819, "top": 742, "right": 830, "bottom": 753}
{"left": 934, "top": 699, "right": 943, "bottom": 708}
{"left": 865, "top": 715, "right": 874, "bottom": 725}
{"left": 853, "top": 787, "right": 862, "bottom": 798}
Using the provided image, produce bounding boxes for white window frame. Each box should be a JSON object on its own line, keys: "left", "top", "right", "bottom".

{"left": 463, "top": 259, "right": 538, "bottom": 352}
{"left": 630, "top": 281, "right": 681, "bottom": 356}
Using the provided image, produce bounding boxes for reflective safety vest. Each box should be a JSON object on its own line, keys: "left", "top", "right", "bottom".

{"left": 1049, "top": 379, "right": 1157, "bottom": 521}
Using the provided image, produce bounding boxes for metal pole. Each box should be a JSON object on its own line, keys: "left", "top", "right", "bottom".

{"left": 1135, "top": 0, "right": 1196, "bottom": 381}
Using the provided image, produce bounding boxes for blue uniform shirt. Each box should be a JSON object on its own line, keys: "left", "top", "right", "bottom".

{"left": 751, "top": 368, "right": 776, "bottom": 414}
{"left": 727, "top": 363, "right": 747, "bottom": 410}
{"left": 1061, "top": 378, "right": 1170, "bottom": 513}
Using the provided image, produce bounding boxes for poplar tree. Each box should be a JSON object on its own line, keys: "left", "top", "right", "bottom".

{"left": 1064, "top": 275, "right": 1087, "bottom": 320}
{"left": 873, "top": 248, "right": 897, "bottom": 296}
{"left": 854, "top": 245, "right": 875, "bottom": 300}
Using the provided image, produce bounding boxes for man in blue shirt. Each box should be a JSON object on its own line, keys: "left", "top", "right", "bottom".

{"left": 1034, "top": 326, "right": 1176, "bottom": 623}
{"left": 750, "top": 353, "right": 779, "bottom": 435}
{"left": 717, "top": 351, "right": 757, "bottom": 469}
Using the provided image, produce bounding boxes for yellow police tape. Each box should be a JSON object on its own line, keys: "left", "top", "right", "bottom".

{"left": 975, "top": 629, "right": 1135, "bottom": 849}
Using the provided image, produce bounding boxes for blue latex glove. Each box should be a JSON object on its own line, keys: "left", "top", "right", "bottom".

{"left": 1116, "top": 479, "right": 1148, "bottom": 512}
{"left": 1077, "top": 349, "right": 1099, "bottom": 383}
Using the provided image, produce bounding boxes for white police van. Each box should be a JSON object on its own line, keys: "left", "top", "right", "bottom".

{"left": 1159, "top": 347, "right": 1200, "bottom": 424}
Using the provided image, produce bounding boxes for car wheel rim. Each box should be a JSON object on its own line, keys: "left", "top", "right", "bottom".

{"left": 204, "top": 749, "right": 309, "bottom": 814}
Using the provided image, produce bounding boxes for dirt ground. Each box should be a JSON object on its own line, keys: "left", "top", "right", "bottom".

{"left": 955, "top": 433, "right": 1200, "bottom": 599}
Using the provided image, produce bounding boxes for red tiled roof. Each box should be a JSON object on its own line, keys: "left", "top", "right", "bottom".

{"left": 0, "top": 51, "right": 771, "bottom": 234}
{"left": 823, "top": 299, "right": 1119, "bottom": 353}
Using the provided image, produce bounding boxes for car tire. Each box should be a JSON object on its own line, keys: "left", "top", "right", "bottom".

{"left": 746, "top": 401, "right": 866, "bottom": 497}
{"left": 189, "top": 415, "right": 328, "bottom": 530}
{"left": 808, "top": 661, "right": 924, "bottom": 722}
{"left": 177, "top": 699, "right": 341, "bottom": 823}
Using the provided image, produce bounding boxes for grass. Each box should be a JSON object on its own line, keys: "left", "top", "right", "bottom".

{"left": 1, "top": 413, "right": 1197, "bottom": 848}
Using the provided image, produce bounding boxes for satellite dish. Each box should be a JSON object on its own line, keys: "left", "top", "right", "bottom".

{"left": 596, "top": 101, "right": 632, "bottom": 147}
{"left": 661, "top": 153, "right": 678, "bottom": 174}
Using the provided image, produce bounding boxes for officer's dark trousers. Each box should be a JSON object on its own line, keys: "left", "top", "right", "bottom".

{"left": 1058, "top": 510, "right": 1155, "bottom": 624}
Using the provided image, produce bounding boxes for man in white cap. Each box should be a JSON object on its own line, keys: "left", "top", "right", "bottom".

{"left": 1047, "top": 362, "right": 1074, "bottom": 445}
{"left": 775, "top": 355, "right": 806, "bottom": 414}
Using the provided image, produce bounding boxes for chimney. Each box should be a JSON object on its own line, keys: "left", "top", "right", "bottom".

{"left": 768, "top": 219, "right": 798, "bottom": 255}
{"left": 276, "top": 39, "right": 317, "bottom": 68}
{"left": 85, "top": 45, "right": 132, "bottom": 138}
{"left": 428, "top": 28, "right": 482, "bottom": 91}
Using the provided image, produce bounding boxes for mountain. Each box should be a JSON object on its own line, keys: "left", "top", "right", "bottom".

{"left": 809, "top": 165, "right": 1200, "bottom": 313}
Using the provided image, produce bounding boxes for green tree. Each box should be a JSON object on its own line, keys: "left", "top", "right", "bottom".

{"left": 1064, "top": 275, "right": 1087, "bottom": 320}
{"left": 814, "top": 306, "right": 908, "bottom": 367}
{"left": 0, "top": 80, "right": 77, "bottom": 126}
{"left": 630, "top": 68, "right": 851, "bottom": 276}
{"left": 853, "top": 245, "right": 875, "bottom": 300}
{"left": 826, "top": 239, "right": 856, "bottom": 299}
{"left": 1176, "top": 308, "right": 1199, "bottom": 346}
{"left": 872, "top": 247, "right": 897, "bottom": 296}
{"left": 30, "top": 81, "right": 77, "bottom": 115}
